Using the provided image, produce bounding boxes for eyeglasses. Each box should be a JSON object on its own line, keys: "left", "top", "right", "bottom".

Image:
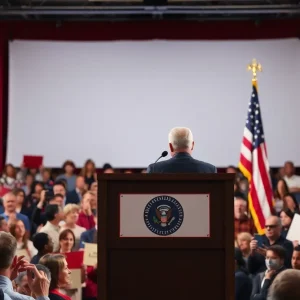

{"left": 265, "top": 225, "right": 277, "bottom": 229}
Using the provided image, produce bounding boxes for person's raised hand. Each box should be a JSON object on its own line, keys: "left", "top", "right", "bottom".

{"left": 25, "top": 264, "right": 50, "bottom": 297}
{"left": 10, "top": 256, "right": 26, "bottom": 281}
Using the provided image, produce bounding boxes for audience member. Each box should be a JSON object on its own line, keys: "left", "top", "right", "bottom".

{"left": 251, "top": 245, "right": 287, "bottom": 300}
{"left": 0, "top": 216, "right": 8, "bottom": 232}
{"left": 80, "top": 160, "right": 97, "bottom": 188}
{"left": 236, "top": 232, "right": 252, "bottom": 265}
{"left": 283, "top": 161, "right": 300, "bottom": 193}
{"left": 52, "top": 182, "right": 67, "bottom": 207}
{"left": 60, "top": 204, "right": 86, "bottom": 251}
{"left": 234, "top": 195, "right": 256, "bottom": 238}
{"left": 58, "top": 229, "right": 75, "bottom": 253}
{"left": 0, "top": 192, "right": 30, "bottom": 232}
{"left": 9, "top": 219, "right": 38, "bottom": 260}
{"left": 66, "top": 176, "right": 86, "bottom": 205}
{"left": 56, "top": 161, "right": 77, "bottom": 192}
{"left": 31, "top": 233, "right": 54, "bottom": 264}
{"left": 235, "top": 247, "right": 252, "bottom": 300}
{"left": 0, "top": 231, "right": 50, "bottom": 300}
{"left": 248, "top": 216, "right": 293, "bottom": 276}
{"left": 282, "top": 193, "right": 300, "bottom": 213}
{"left": 279, "top": 209, "right": 294, "bottom": 239}
{"left": 76, "top": 192, "right": 95, "bottom": 230}
{"left": 39, "top": 254, "right": 71, "bottom": 300}
{"left": 291, "top": 245, "right": 300, "bottom": 270}
{"left": 267, "top": 269, "right": 300, "bottom": 300}
{"left": 40, "top": 205, "right": 64, "bottom": 252}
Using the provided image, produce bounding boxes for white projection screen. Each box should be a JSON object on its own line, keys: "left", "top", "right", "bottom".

{"left": 7, "top": 39, "right": 300, "bottom": 168}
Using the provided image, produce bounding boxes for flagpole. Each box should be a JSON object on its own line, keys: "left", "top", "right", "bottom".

{"left": 247, "top": 58, "right": 262, "bottom": 87}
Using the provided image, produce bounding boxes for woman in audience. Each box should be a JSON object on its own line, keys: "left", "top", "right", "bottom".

{"left": 236, "top": 232, "right": 252, "bottom": 265}
{"left": 12, "top": 188, "right": 31, "bottom": 216}
{"left": 59, "top": 229, "right": 76, "bottom": 253}
{"left": 80, "top": 159, "right": 97, "bottom": 188}
{"left": 17, "top": 165, "right": 43, "bottom": 183}
{"left": 56, "top": 161, "right": 77, "bottom": 192}
{"left": 77, "top": 192, "right": 95, "bottom": 230}
{"left": 60, "top": 204, "right": 86, "bottom": 250}
{"left": 0, "top": 164, "right": 20, "bottom": 189}
{"left": 10, "top": 219, "right": 38, "bottom": 260}
{"left": 283, "top": 193, "right": 300, "bottom": 214}
{"left": 39, "top": 254, "right": 72, "bottom": 300}
{"left": 280, "top": 209, "right": 294, "bottom": 239}
{"left": 22, "top": 173, "right": 34, "bottom": 196}
{"left": 274, "top": 179, "right": 289, "bottom": 214}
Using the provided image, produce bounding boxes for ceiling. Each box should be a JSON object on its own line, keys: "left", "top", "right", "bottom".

{"left": 1, "top": 0, "right": 300, "bottom": 21}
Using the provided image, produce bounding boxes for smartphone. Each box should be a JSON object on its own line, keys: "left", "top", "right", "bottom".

{"left": 254, "top": 234, "right": 264, "bottom": 248}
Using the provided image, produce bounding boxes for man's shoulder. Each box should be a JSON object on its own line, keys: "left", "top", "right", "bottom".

{"left": 191, "top": 158, "right": 216, "bottom": 171}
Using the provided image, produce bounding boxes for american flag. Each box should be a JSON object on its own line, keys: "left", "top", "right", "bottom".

{"left": 238, "top": 83, "right": 273, "bottom": 234}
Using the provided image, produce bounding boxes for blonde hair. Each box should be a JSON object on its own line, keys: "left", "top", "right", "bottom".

{"left": 168, "top": 127, "right": 193, "bottom": 150}
{"left": 237, "top": 232, "right": 252, "bottom": 244}
{"left": 63, "top": 204, "right": 80, "bottom": 216}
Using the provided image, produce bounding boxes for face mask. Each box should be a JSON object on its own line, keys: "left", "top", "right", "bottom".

{"left": 265, "top": 258, "right": 280, "bottom": 270}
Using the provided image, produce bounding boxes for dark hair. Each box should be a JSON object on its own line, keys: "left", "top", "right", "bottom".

{"left": 62, "top": 160, "right": 76, "bottom": 172}
{"left": 274, "top": 179, "right": 289, "bottom": 199}
{"left": 53, "top": 181, "right": 66, "bottom": 190}
{"left": 280, "top": 208, "right": 294, "bottom": 220}
{"left": 33, "top": 233, "right": 49, "bottom": 252}
{"left": 284, "top": 193, "right": 299, "bottom": 211}
{"left": 45, "top": 204, "right": 59, "bottom": 222}
{"left": 54, "top": 193, "right": 64, "bottom": 199}
{"left": 103, "top": 163, "right": 113, "bottom": 170}
{"left": 0, "top": 216, "right": 5, "bottom": 223}
{"left": 268, "top": 245, "right": 286, "bottom": 260}
{"left": 234, "top": 192, "right": 247, "bottom": 201}
{"left": 59, "top": 229, "right": 75, "bottom": 251}
{"left": 294, "top": 245, "right": 300, "bottom": 251}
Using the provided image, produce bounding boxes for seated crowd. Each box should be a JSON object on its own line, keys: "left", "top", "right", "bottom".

{"left": 233, "top": 161, "right": 300, "bottom": 300}
{"left": 0, "top": 159, "right": 299, "bottom": 300}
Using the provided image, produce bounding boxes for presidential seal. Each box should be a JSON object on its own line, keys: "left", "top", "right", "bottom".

{"left": 144, "top": 195, "right": 184, "bottom": 236}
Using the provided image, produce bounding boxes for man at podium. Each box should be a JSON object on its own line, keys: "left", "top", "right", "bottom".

{"left": 147, "top": 127, "right": 217, "bottom": 173}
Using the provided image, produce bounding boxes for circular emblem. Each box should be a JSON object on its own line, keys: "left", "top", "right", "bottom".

{"left": 144, "top": 195, "right": 184, "bottom": 236}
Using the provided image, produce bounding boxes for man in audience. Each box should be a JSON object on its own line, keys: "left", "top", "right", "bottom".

{"left": 291, "top": 245, "right": 300, "bottom": 270}
{"left": 248, "top": 216, "right": 293, "bottom": 275}
{"left": 0, "top": 232, "right": 50, "bottom": 300}
{"left": 52, "top": 181, "right": 67, "bottom": 206}
{"left": 251, "top": 245, "right": 287, "bottom": 300}
{"left": 267, "top": 269, "right": 300, "bottom": 300}
{"left": 39, "top": 204, "right": 63, "bottom": 252}
{"left": 147, "top": 127, "right": 216, "bottom": 173}
{"left": 31, "top": 233, "right": 54, "bottom": 264}
{"left": 31, "top": 191, "right": 64, "bottom": 227}
{"left": 0, "top": 192, "right": 30, "bottom": 231}
{"left": 66, "top": 175, "right": 85, "bottom": 205}
{"left": 0, "top": 216, "right": 8, "bottom": 232}
{"left": 234, "top": 194, "right": 256, "bottom": 238}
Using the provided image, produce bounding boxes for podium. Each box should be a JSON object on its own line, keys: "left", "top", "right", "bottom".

{"left": 98, "top": 174, "right": 235, "bottom": 300}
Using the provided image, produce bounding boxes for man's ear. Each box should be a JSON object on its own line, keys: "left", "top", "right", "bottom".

{"left": 191, "top": 141, "right": 195, "bottom": 151}
{"left": 169, "top": 143, "right": 174, "bottom": 153}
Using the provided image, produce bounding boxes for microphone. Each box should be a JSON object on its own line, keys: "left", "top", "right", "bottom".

{"left": 154, "top": 151, "right": 168, "bottom": 163}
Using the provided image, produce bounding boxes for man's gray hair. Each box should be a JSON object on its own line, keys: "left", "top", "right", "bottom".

{"left": 168, "top": 127, "right": 194, "bottom": 151}
{"left": 0, "top": 232, "right": 17, "bottom": 269}
{"left": 267, "top": 269, "right": 300, "bottom": 300}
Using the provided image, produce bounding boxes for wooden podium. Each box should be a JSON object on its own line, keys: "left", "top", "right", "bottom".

{"left": 98, "top": 174, "right": 234, "bottom": 300}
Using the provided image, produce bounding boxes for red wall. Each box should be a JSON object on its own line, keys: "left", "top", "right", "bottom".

{"left": 1, "top": 19, "right": 300, "bottom": 170}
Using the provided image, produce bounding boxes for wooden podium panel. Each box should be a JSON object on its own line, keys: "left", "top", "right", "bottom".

{"left": 98, "top": 174, "right": 234, "bottom": 300}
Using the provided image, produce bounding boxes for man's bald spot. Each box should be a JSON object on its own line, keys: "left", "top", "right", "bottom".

{"left": 266, "top": 215, "right": 281, "bottom": 227}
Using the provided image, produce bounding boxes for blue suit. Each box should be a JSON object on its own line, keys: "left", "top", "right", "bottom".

{"left": 79, "top": 228, "right": 97, "bottom": 249}
{"left": 147, "top": 152, "right": 217, "bottom": 173}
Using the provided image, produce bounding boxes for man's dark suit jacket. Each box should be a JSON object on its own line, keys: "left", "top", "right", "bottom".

{"left": 147, "top": 152, "right": 217, "bottom": 173}
{"left": 66, "top": 190, "right": 81, "bottom": 205}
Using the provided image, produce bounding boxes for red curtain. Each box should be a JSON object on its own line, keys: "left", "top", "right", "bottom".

{"left": 0, "top": 19, "right": 300, "bottom": 170}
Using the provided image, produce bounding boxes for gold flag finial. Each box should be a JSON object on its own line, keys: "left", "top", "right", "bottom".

{"left": 247, "top": 59, "right": 262, "bottom": 82}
